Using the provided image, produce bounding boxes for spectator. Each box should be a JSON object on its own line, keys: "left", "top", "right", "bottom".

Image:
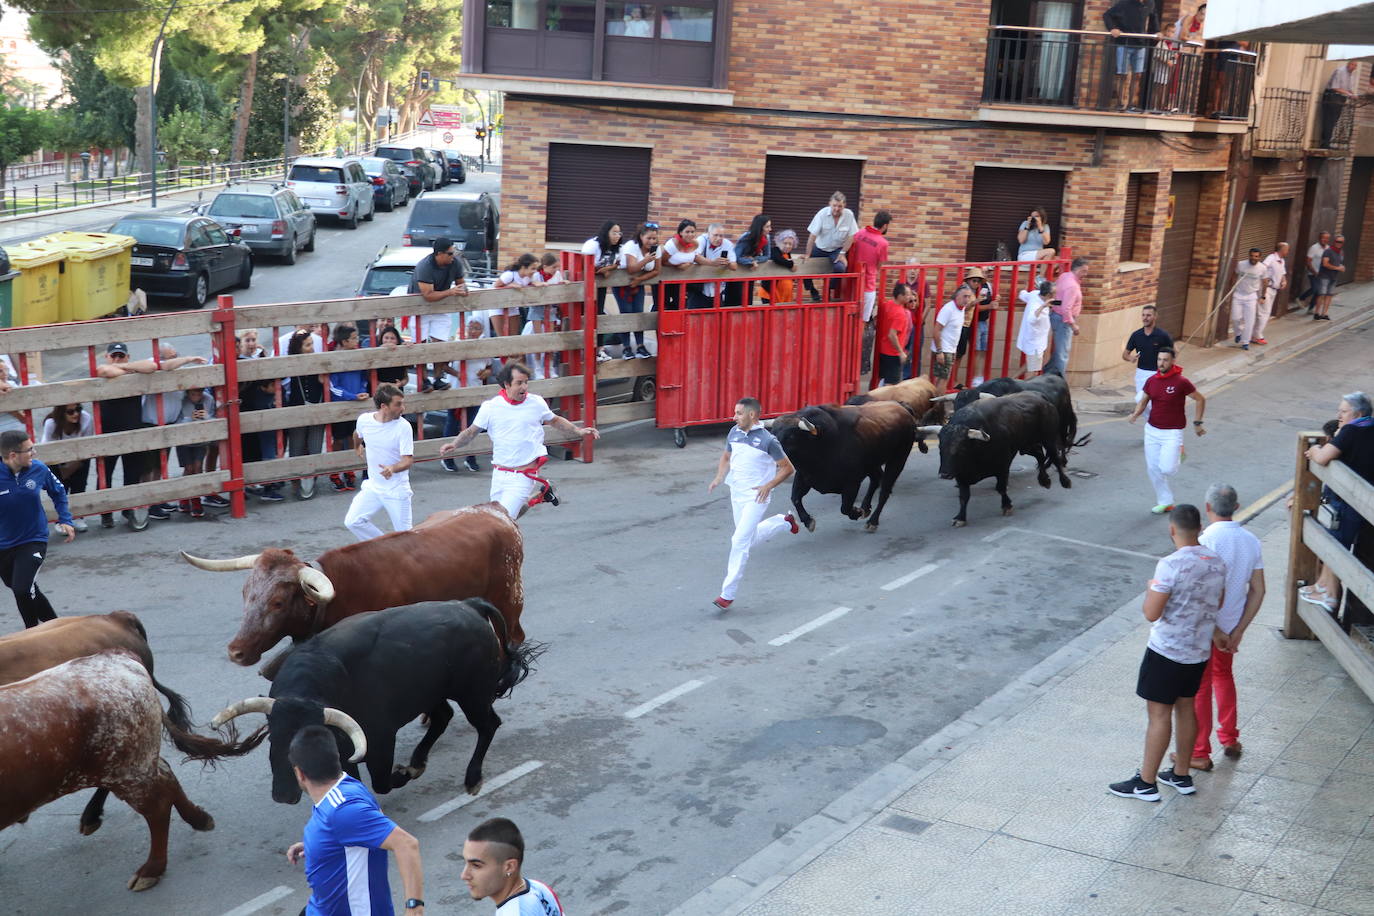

{"left": 876, "top": 283, "right": 918, "bottom": 386}
{"left": 616, "top": 222, "right": 661, "bottom": 359}
{"left": 495, "top": 253, "right": 542, "bottom": 290}
{"left": 1128, "top": 346, "right": 1206, "bottom": 515}
{"left": 284, "top": 328, "right": 326, "bottom": 500}
{"left": 375, "top": 324, "right": 411, "bottom": 389}
{"left": 1301, "top": 231, "right": 1331, "bottom": 312}
{"left": 622, "top": 3, "right": 652, "bottom": 36}
{"left": 537, "top": 253, "right": 564, "bottom": 285}
{"left": 0, "top": 354, "right": 26, "bottom": 442}
{"left": 328, "top": 324, "right": 371, "bottom": 493}
{"left": 662, "top": 219, "right": 701, "bottom": 311}
{"left": 690, "top": 223, "right": 738, "bottom": 309}
{"left": 166, "top": 386, "right": 216, "bottom": 518}
{"left": 1315, "top": 234, "right": 1345, "bottom": 321}
{"left": 1122, "top": 304, "right": 1173, "bottom": 414}
{"left": 1105, "top": 0, "right": 1160, "bottom": 112}
{"left": 759, "top": 229, "right": 799, "bottom": 306}
{"left": 441, "top": 316, "right": 497, "bottom": 474}
{"left": 959, "top": 267, "right": 997, "bottom": 386}
{"left": 1299, "top": 391, "right": 1374, "bottom": 613}
{"left": 1048, "top": 257, "right": 1087, "bottom": 375}
{"left": 40, "top": 403, "right": 93, "bottom": 532}
{"left": 733, "top": 214, "right": 772, "bottom": 308}
{"left": 235, "top": 333, "right": 286, "bottom": 504}
{"left": 851, "top": 211, "right": 892, "bottom": 375}
{"left": 1254, "top": 242, "right": 1287, "bottom": 346}
{"left": 408, "top": 237, "right": 469, "bottom": 391}
{"left": 1016, "top": 207, "right": 1057, "bottom": 261}
{"left": 1321, "top": 61, "right": 1358, "bottom": 149}
{"left": 278, "top": 323, "right": 323, "bottom": 357}
{"left": 1016, "top": 279, "right": 1055, "bottom": 374}
{"left": 804, "top": 191, "right": 859, "bottom": 302}
{"left": 932, "top": 288, "right": 971, "bottom": 388}
{"left": 1230, "top": 248, "right": 1268, "bottom": 351}
{"left": 582, "top": 220, "right": 623, "bottom": 361}
{"left": 461, "top": 817, "right": 562, "bottom": 914}
{"left": 523, "top": 254, "right": 570, "bottom": 380}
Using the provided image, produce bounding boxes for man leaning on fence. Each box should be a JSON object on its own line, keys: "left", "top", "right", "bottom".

{"left": 804, "top": 192, "right": 858, "bottom": 303}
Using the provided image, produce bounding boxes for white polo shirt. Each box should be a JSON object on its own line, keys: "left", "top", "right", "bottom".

{"left": 1261, "top": 252, "right": 1286, "bottom": 293}
{"left": 807, "top": 207, "right": 858, "bottom": 252}
{"left": 933, "top": 301, "right": 964, "bottom": 353}
{"left": 1234, "top": 259, "right": 1267, "bottom": 298}
{"left": 1199, "top": 520, "right": 1263, "bottom": 633}
{"left": 473, "top": 392, "right": 555, "bottom": 468}
{"left": 355, "top": 410, "right": 414, "bottom": 493}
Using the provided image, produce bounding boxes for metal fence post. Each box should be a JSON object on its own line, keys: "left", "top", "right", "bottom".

{"left": 1284, "top": 430, "right": 1324, "bottom": 639}
{"left": 214, "top": 295, "right": 249, "bottom": 518}
{"left": 580, "top": 254, "right": 598, "bottom": 463}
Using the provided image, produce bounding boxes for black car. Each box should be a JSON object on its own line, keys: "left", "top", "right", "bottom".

{"left": 109, "top": 213, "right": 253, "bottom": 308}
{"left": 401, "top": 189, "right": 499, "bottom": 267}
{"left": 375, "top": 145, "right": 433, "bottom": 195}
{"left": 443, "top": 150, "right": 467, "bottom": 184}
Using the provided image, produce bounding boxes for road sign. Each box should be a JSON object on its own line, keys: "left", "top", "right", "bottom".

{"left": 430, "top": 105, "right": 463, "bottom": 129}
{"left": 417, "top": 110, "right": 436, "bottom": 128}
{"left": 442, "top": 131, "right": 454, "bottom": 144}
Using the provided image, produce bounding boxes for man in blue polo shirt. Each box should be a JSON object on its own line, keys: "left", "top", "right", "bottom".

{"left": 286, "top": 726, "right": 426, "bottom": 916}
{"left": 0, "top": 429, "right": 74, "bottom": 629}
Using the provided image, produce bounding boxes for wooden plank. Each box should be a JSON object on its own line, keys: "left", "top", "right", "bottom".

{"left": 597, "top": 401, "right": 655, "bottom": 424}
{"left": 232, "top": 333, "right": 584, "bottom": 381}
{"left": 597, "top": 313, "right": 660, "bottom": 334}
{"left": 48, "top": 471, "right": 230, "bottom": 519}
{"left": 1296, "top": 599, "right": 1374, "bottom": 703}
{"left": 239, "top": 284, "right": 582, "bottom": 329}
{"left": 36, "top": 420, "right": 228, "bottom": 464}
{"left": 1310, "top": 459, "right": 1374, "bottom": 532}
{"left": 0, "top": 365, "right": 227, "bottom": 412}
{"left": 0, "top": 312, "right": 219, "bottom": 354}
{"left": 1285, "top": 432, "right": 1325, "bottom": 639}
{"left": 1304, "top": 516, "right": 1374, "bottom": 617}
{"left": 591, "top": 256, "right": 836, "bottom": 289}
{"left": 596, "top": 358, "right": 656, "bottom": 381}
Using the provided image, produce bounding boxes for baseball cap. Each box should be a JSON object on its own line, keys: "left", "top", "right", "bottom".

{"left": 432, "top": 237, "right": 455, "bottom": 254}
{"left": 106, "top": 342, "right": 129, "bottom": 356}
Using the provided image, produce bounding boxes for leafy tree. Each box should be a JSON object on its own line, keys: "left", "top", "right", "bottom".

{"left": 0, "top": 104, "right": 52, "bottom": 189}
{"left": 159, "top": 107, "right": 228, "bottom": 167}
{"left": 243, "top": 49, "right": 334, "bottom": 161}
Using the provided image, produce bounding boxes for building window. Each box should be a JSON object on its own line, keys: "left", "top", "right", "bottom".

{"left": 606, "top": 3, "right": 655, "bottom": 36}
{"left": 545, "top": 143, "right": 651, "bottom": 244}
{"left": 660, "top": 5, "right": 713, "bottom": 41}
{"left": 964, "top": 166, "right": 1065, "bottom": 263}
{"left": 762, "top": 156, "right": 864, "bottom": 244}
{"left": 546, "top": 0, "right": 597, "bottom": 31}
{"left": 1121, "top": 174, "right": 1142, "bottom": 262}
{"left": 1120, "top": 173, "right": 1158, "bottom": 263}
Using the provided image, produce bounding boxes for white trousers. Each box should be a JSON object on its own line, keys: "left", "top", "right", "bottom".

{"left": 344, "top": 480, "right": 413, "bottom": 540}
{"left": 1133, "top": 367, "right": 1155, "bottom": 423}
{"left": 1230, "top": 294, "right": 1258, "bottom": 343}
{"left": 862, "top": 291, "right": 877, "bottom": 323}
{"left": 491, "top": 467, "right": 540, "bottom": 520}
{"left": 1256, "top": 289, "right": 1276, "bottom": 340}
{"left": 720, "top": 485, "right": 792, "bottom": 601}
{"left": 1143, "top": 425, "right": 1184, "bottom": 507}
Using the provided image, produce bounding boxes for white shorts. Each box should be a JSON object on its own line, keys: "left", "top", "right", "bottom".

{"left": 490, "top": 467, "right": 540, "bottom": 519}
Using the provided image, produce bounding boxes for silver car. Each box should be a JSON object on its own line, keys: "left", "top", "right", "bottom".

{"left": 204, "top": 183, "right": 317, "bottom": 264}
{"left": 285, "top": 156, "right": 376, "bottom": 228}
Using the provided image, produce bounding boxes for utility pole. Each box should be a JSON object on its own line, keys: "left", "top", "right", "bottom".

{"left": 148, "top": 0, "right": 181, "bottom": 207}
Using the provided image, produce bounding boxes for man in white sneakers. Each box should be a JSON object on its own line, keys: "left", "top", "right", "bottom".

{"left": 461, "top": 817, "right": 562, "bottom": 915}
{"left": 1255, "top": 242, "right": 1288, "bottom": 345}
{"left": 344, "top": 384, "right": 414, "bottom": 540}
{"left": 440, "top": 362, "right": 599, "bottom": 520}
{"left": 707, "top": 397, "right": 798, "bottom": 610}
{"left": 1129, "top": 347, "right": 1206, "bottom": 515}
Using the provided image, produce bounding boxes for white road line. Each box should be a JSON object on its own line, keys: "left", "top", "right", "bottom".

{"left": 881, "top": 563, "right": 941, "bottom": 591}
{"left": 982, "top": 528, "right": 1014, "bottom": 543}
{"left": 1004, "top": 526, "right": 1158, "bottom": 560}
{"left": 222, "top": 886, "right": 294, "bottom": 916}
{"left": 768, "top": 606, "right": 852, "bottom": 647}
{"left": 624, "top": 678, "right": 712, "bottom": 720}
{"left": 417, "top": 760, "right": 544, "bottom": 823}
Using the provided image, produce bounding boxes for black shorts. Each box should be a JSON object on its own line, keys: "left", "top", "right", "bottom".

{"left": 1136, "top": 647, "right": 1207, "bottom": 704}
{"left": 956, "top": 325, "right": 972, "bottom": 358}
{"left": 878, "top": 353, "right": 903, "bottom": 387}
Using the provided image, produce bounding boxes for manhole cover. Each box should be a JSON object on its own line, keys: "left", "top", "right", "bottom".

{"left": 1069, "top": 469, "right": 1098, "bottom": 479}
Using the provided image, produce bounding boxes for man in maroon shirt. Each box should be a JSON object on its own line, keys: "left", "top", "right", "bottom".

{"left": 1128, "top": 347, "right": 1207, "bottom": 514}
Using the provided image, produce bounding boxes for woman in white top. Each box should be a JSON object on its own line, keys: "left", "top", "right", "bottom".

{"left": 1016, "top": 207, "right": 1056, "bottom": 261}
{"left": 614, "top": 221, "right": 662, "bottom": 359}
{"left": 1015, "top": 279, "right": 1055, "bottom": 373}
{"left": 582, "top": 221, "right": 623, "bottom": 362}
{"left": 40, "top": 403, "right": 94, "bottom": 531}
{"left": 660, "top": 219, "right": 701, "bottom": 311}
{"left": 493, "top": 253, "right": 542, "bottom": 338}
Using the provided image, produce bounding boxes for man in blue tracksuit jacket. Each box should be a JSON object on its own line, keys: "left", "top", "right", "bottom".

{"left": 0, "top": 428, "right": 74, "bottom": 628}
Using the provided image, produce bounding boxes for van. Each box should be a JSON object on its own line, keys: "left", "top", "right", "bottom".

{"left": 402, "top": 190, "right": 499, "bottom": 268}
{"left": 285, "top": 157, "right": 375, "bottom": 228}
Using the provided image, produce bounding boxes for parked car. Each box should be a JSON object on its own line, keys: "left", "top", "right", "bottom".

{"left": 426, "top": 149, "right": 452, "bottom": 187}
{"left": 374, "top": 145, "right": 433, "bottom": 195}
{"left": 359, "top": 157, "right": 410, "bottom": 212}
{"left": 402, "top": 189, "right": 499, "bottom": 268}
{"left": 284, "top": 156, "right": 375, "bottom": 228}
{"left": 202, "top": 182, "right": 316, "bottom": 264}
{"left": 356, "top": 245, "right": 431, "bottom": 297}
{"left": 109, "top": 213, "right": 253, "bottom": 308}
{"left": 415, "top": 149, "right": 446, "bottom": 189}
{"left": 443, "top": 150, "right": 467, "bottom": 184}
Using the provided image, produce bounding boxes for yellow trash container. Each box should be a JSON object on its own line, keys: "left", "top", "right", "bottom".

{"left": 44, "top": 231, "right": 135, "bottom": 321}
{"left": 5, "top": 243, "right": 64, "bottom": 327}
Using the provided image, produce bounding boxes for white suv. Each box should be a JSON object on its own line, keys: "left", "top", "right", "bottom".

{"left": 286, "top": 157, "right": 375, "bottom": 228}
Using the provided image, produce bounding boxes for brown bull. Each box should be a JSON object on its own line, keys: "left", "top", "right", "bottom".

{"left": 182, "top": 503, "right": 525, "bottom": 667}
{"left": 846, "top": 377, "right": 939, "bottom": 453}
{"left": 0, "top": 651, "right": 236, "bottom": 891}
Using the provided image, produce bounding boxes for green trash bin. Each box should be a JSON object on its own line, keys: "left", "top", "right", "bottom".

{"left": 0, "top": 271, "right": 17, "bottom": 328}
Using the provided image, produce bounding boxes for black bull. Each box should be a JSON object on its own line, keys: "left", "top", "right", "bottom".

{"left": 948, "top": 372, "right": 1086, "bottom": 464}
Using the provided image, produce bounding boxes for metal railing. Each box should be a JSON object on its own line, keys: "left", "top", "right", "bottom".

{"left": 1255, "top": 88, "right": 1311, "bottom": 151}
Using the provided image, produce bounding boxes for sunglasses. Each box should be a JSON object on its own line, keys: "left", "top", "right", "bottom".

{"left": 64, "top": 407, "right": 80, "bottom": 415}
{"left": 644, "top": 222, "right": 660, "bottom": 230}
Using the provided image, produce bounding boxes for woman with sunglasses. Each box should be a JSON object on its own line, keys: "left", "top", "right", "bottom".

{"left": 615, "top": 222, "right": 661, "bottom": 358}
{"left": 40, "top": 404, "right": 93, "bottom": 532}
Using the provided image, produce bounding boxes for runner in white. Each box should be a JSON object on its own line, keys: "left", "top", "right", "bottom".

{"left": 707, "top": 397, "right": 799, "bottom": 610}
{"left": 344, "top": 384, "right": 415, "bottom": 540}
{"left": 440, "top": 361, "right": 598, "bottom": 519}
{"left": 461, "top": 818, "right": 564, "bottom": 915}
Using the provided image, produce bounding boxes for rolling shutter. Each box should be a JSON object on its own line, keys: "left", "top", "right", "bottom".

{"left": 1121, "top": 174, "right": 1142, "bottom": 261}
{"left": 762, "top": 156, "right": 864, "bottom": 241}
{"left": 1216, "top": 199, "right": 1286, "bottom": 337}
{"left": 1341, "top": 157, "right": 1372, "bottom": 287}
{"left": 1156, "top": 172, "right": 1201, "bottom": 339}
{"left": 965, "top": 167, "right": 1065, "bottom": 262}
{"left": 545, "top": 144, "right": 651, "bottom": 244}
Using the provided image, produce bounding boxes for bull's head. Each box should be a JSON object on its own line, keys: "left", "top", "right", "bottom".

{"left": 935, "top": 423, "right": 992, "bottom": 479}
{"left": 181, "top": 549, "right": 336, "bottom": 666}
{"left": 212, "top": 696, "right": 367, "bottom": 804}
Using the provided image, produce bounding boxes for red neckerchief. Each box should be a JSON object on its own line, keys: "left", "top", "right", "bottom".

{"left": 500, "top": 389, "right": 527, "bottom": 405}
{"left": 754, "top": 234, "right": 767, "bottom": 255}
{"left": 674, "top": 234, "right": 692, "bottom": 252}
{"left": 539, "top": 269, "right": 554, "bottom": 281}
{"left": 1155, "top": 364, "right": 1183, "bottom": 379}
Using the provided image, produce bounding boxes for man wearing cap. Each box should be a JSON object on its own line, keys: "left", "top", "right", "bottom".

{"left": 1230, "top": 248, "right": 1268, "bottom": 351}
{"left": 407, "top": 237, "right": 469, "bottom": 392}
{"left": 958, "top": 267, "right": 996, "bottom": 386}
{"left": 1048, "top": 257, "right": 1087, "bottom": 375}
{"left": 0, "top": 429, "right": 74, "bottom": 628}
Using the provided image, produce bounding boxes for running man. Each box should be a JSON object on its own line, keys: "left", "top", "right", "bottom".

{"left": 440, "top": 362, "right": 599, "bottom": 520}
{"left": 707, "top": 397, "right": 799, "bottom": 610}
{"left": 344, "top": 384, "right": 414, "bottom": 541}
{"left": 461, "top": 817, "right": 563, "bottom": 915}
{"left": 1128, "top": 347, "right": 1206, "bottom": 515}
{"left": 0, "top": 430, "right": 74, "bottom": 628}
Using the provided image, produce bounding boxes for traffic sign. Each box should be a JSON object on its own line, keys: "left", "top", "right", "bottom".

{"left": 442, "top": 131, "right": 454, "bottom": 144}
{"left": 417, "top": 110, "right": 436, "bottom": 128}
{"left": 430, "top": 105, "right": 463, "bottom": 129}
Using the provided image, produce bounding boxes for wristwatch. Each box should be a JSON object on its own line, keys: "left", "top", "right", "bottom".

{"left": 405, "top": 900, "right": 424, "bottom": 910}
{"left": 1193, "top": 420, "right": 1204, "bottom": 426}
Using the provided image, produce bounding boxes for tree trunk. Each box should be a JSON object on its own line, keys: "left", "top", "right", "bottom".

{"left": 134, "top": 84, "right": 154, "bottom": 176}
{"left": 231, "top": 49, "right": 258, "bottom": 164}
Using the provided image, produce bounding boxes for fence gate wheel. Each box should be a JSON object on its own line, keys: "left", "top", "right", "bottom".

{"left": 674, "top": 428, "right": 687, "bottom": 448}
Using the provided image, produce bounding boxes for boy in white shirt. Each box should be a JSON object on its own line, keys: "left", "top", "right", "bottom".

{"left": 932, "top": 287, "right": 971, "bottom": 386}
{"left": 344, "top": 384, "right": 415, "bottom": 540}
{"left": 1016, "top": 280, "right": 1054, "bottom": 373}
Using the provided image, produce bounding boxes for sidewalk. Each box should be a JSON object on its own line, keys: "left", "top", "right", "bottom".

{"left": 672, "top": 506, "right": 1374, "bottom": 916}
{"left": 1075, "top": 281, "right": 1374, "bottom": 415}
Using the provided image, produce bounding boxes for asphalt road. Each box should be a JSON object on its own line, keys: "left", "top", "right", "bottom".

{"left": 3, "top": 294, "right": 1368, "bottom": 913}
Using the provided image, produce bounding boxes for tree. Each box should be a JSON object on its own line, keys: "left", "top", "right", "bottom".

{"left": 0, "top": 104, "right": 52, "bottom": 190}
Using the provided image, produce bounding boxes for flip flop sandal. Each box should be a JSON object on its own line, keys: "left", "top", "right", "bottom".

{"left": 1169, "top": 752, "right": 1214, "bottom": 772}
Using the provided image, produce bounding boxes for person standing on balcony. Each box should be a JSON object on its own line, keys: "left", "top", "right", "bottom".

{"left": 1230, "top": 248, "right": 1268, "bottom": 351}
{"left": 1321, "top": 61, "right": 1358, "bottom": 149}
{"left": 1105, "top": 0, "right": 1160, "bottom": 111}
{"left": 804, "top": 192, "right": 858, "bottom": 302}
{"left": 1047, "top": 257, "right": 1086, "bottom": 376}
{"left": 1254, "top": 242, "right": 1288, "bottom": 345}
{"left": 1301, "top": 231, "right": 1330, "bottom": 312}
{"left": 1315, "top": 235, "right": 1345, "bottom": 321}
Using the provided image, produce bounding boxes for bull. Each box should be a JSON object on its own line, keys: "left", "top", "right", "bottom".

{"left": 181, "top": 503, "right": 525, "bottom": 669}
{"left": 922, "top": 391, "right": 1072, "bottom": 527}
{"left": 845, "top": 377, "right": 938, "bottom": 454}
{"left": 0, "top": 650, "right": 251, "bottom": 891}
{"left": 211, "top": 599, "right": 541, "bottom": 804}
{"left": 770, "top": 401, "right": 918, "bottom": 533}
{"left": 944, "top": 371, "right": 1088, "bottom": 462}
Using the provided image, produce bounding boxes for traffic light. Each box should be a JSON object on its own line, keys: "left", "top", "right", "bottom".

{"left": 418, "top": 70, "right": 431, "bottom": 91}
{"left": 475, "top": 126, "right": 486, "bottom": 140}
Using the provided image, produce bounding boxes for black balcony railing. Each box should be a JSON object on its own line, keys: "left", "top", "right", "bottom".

{"left": 1319, "top": 91, "right": 1355, "bottom": 150}
{"left": 1256, "top": 88, "right": 1311, "bottom": 151}
{"left": 983, "top": 27, "right": 1254, "bottom": 121}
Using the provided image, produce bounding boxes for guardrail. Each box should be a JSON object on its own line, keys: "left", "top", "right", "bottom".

{"left": 1255, "top": 88, "right": 1311, "bottom": 152}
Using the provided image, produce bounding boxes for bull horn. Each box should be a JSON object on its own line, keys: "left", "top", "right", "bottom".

{"left": 798, "top": 418, "right": 817, "bottom": 434}
{"left": 759, "top": 418, "right": 775, "bottom": 429}
{"left": 298, "top": 566, "right": 336, "bottom": 605}
{"left": 323, "top": 707, "right": 368, "bottom": 762}
{"left": 931, "top": 393, "right": 958, "bottom": 403}
{"left": 181, "top": 551, "right": 261, "bottom": 572}
{"left": 211, "top": 696, "right": 275, "bottom": 729}
{"left": 966, "top": 428, "right": 992, "bottom": 441}
{"left": 916, "top": 425, "right": 943, "bottom": 434}
{"left": 979, "top": 392, "right": 998, "bottom": 400}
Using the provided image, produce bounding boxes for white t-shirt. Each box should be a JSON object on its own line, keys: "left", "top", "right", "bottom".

{"left": 494, "top": 878, "right": 564, "bottom": 915}
{"left": 662, "top": 235, "right": 699, "bottom": 268}
{"left": 354, "top": 410, "right": 414, "bottom": 492}
{"left": 933, "top": 301, "right": 964, "bottom": 353}
{"left": 473, "top": 393, "right": 555, "bottom": 468}
{"left": 581, "top": 237, "right": 619, "bottom": 270}
{"left": 619, "top": 239, "right": 659, "bottom": 273}
{"left": 278, "top": 330, "right": 324, "bottom": 355}
{"left": 41, "top": 409, "right": 94, "bottom": 442}
{"left": 1234, "top": 259, "right": 1267, "bottom": 298}
{"left": 1016, "top": 290, "right": 1052, "bottom": 355}
{"left": 1147, "top": 545, "right": 1227, "bottom": 664}
{"left": 1199, "top": 520, "right": 1263, "bottom": 633}
{"left": 498, "top": 269, "right": 536, "bottom": 287}
{"left": 1307, "top": 242, "right": 1325, "bottom": 272}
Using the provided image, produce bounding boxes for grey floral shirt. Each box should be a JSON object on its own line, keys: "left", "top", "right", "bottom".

{"left": 1147, "top": 545, "right": 1227, "bottom": 664}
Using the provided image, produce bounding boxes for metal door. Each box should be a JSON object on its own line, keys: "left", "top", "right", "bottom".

{"left": 1155, "top": 172, "right": 1201, "bottom": 338}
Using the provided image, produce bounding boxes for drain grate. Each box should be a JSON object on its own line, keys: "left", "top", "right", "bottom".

{"left": 1069, "top": 469, "right": 1098, "bottom": 479}
{"left": 882, "top": 814, "right": 932, "bottom": 835}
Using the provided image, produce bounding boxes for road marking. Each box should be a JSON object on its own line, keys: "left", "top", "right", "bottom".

{"left": 982, "top": 528, "right": 1013, "bottom": 543}
{"left": 1001, "top": 526, "right": 1158, "bottom": 560}
{"left": 881, "top": 563, "right": 941, "bottom": 591}
{"left": 768, "top": 606, "right": 852, "bottom": 647}
{"left": 624, "top": 678, "right": 712, "bottom": 719}
{"left": 222, "top": 886, "right": 294, "bottom": 916}
{"left": 1236, "top": 480, "right": 1292, "bottom": 525}
{"left": 417, "top": 760, "right": 544, "bottom": 823}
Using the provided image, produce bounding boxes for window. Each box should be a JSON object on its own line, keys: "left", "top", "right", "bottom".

{"left": 1121, "top": 174, "right": 1142, "bottom": 261}
{"left": 288, "top": 165, "right": 344, "bottom": 183}
{"left": 762, "top": 156, "right": 864, "bottom": 243}
{"left": 208, "top": 194, "right": 278, "bottom": 219}
{"left": 1120, "top": 173, "right": 1158, "bottom": 264}
{"left": 659, "top": 5, "right": 712, "bottom": 41}
{"left": 204, "top": 223, "right": 230, "bottom": 245}
{"left": 188, "top": 224, "right": 215, "bottom": 248}
{"left": 964, "top": 167, "right": 1064, "bottom": 262}
{"left": 607, "top": 2, "right": 655, "bottom": 36}
{"left": 546, "top": 0, "right": 596, "bottom": 31}
{"left": 488, "top": 0, "right": 539, "bottom": 28}
{"left": 545, "top": 143, "right": 651, "bottom": 244}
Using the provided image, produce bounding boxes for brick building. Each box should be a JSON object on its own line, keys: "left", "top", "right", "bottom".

{"left": 459, "top": 0, "right": 1369, "bottom": 385}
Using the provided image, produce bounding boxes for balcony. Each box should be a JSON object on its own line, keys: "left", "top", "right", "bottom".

{"left": 460, "top": 0, "right": 733, "bottom": 106}
{"left": 1255, "top": 88, "right": 1311, "bottom": 153}
{"left": 979, "top": 27, "right": 1254, "bottom": 132}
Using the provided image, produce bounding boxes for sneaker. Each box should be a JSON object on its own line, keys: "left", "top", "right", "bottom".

{"left": 260, "top": 489, "right": 285, "bottom": 502}
{"left": 1320, "top": 314, "right": 1332, "bottom": 321}
{"left": 1108, "top": 772, "right": 1160, "bottom": 802}
{"left": 146, "top": 504, "right": 172, "bottom": 521}
{"left": 1151, "top": 503, "right": 1174, "bottom": 514}
{"left": 1234, "top": 335, "right": 1242, "bottom": 344}
{"left": 808, "top": 289, "right": 822, "bottom": 303}
{"left": 636, "top": 345, "right": 652, "bottom": 359}
{"left": 1156, "top": 768, "right": 1196, "bottom": 795}
{"left": 177, "top": 499, "right": 192, "bottom": 514}
{"left": 344, "top": 473, "right": 357, "bottom": 491}
{"left": 1241, "top": 344, "right": 1249, "bottom": 351}
{"left": 1251, "top": 338, "right": 1267, "bottom": 345}
{"left": 465, "top": 456, "right": 480, "bottom": 472}
{"left": 430, "top": 378, "right": 451, "bottom": 391}
{"left": 621, "top": 347, "right": 635, "bottom": 360}
{"left": 441, "top": 458, "right": 459, "bottom": 472}
{"left": 785, "top": 513, "right": 800, "bottom": 535}
{"left": 72, "top": 517, "right": 88, "bottom": 533}
{"left": 538, "top": 481, "right": 560, "bottom": 507}
{"left": 596, "top": 348, "right": 612, "bottom": 363}
{"left": 101, "top": 513, "right": 115, "bottom": 529}
{"left": 202, "top": 494, "right": 230, "bottom": 509}
{"left": 189, "top": 497, "right": 205, "bottom": 519}
{"left": 330, "top": 474, "right": 348, "bottom": 492}
{"left": 245, "top": 484, "right": 265, "bottom": 494}
{"left": 712, "top": 596, "right": 733, "bottom": 610}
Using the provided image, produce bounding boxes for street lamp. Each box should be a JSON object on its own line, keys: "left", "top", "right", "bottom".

{"left": 208, "top": 148, "right": 219, "bottom": 184}
{"left": 79, "top": 151, "right": 91, "bottom": 181}
{"left": 149, "top": 0, "right": 181, "bottom": 207}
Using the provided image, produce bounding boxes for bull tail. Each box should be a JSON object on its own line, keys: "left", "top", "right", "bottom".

{"left": 471, "top": 599, "right": 547, "bottom": 699}
{"left": 1071, "top": 432, "right": 1093, "bottom": 448}
{"left": 152, "top": 676, "right": 195, "bottom": 732}
{"left": 163, "top": 714, "right": 267, "bottom": 765}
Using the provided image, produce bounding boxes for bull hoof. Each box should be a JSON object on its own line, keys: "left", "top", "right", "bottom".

{"left": 804, "top": 518, "right": 817, "bottom": 533}
{"left": 1002, "top": 506, "right": 1015, "bottom": 516}
{"left": 188, "top": 809, "right": 215, "bottom": 832}
{"left": 1037, "top": 475, "right": 1051, "bottom": 489}
{"left": 391, "top": 765, "right": 425, "bottom": 786}
{"left": 128, "top": 874, "right": 161, "bottom": 892}
{"left": 79, "top": 817, "right": 102, "bottom": 836}
{"left": 1059, "top": 477, "right": 1072, "bottom": 489}
{"left": 917, "top": 441, "right": 929, "bottom": 454}
{"left": 952, "top": 519, "right": 967, "bottom": 528}
{"left": 464, "top": 778, "right": 484, "bottom": 796}
{"left": 859, "top": 506, "right": 871, "bottom": 518}
{"left": 864, "top": 522, "right": 878, "bottom": 532}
